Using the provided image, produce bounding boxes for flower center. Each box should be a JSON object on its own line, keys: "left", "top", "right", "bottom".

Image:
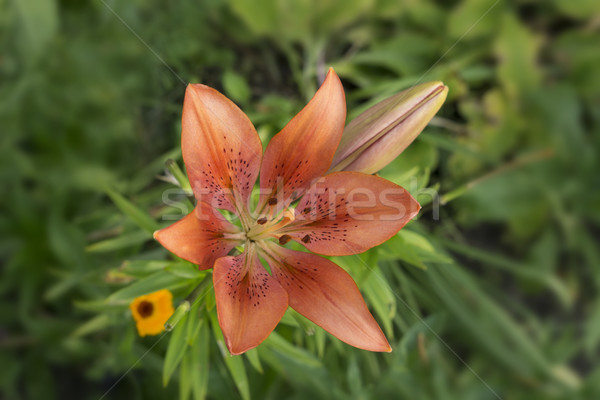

{"left": 246, "top": 209, "right": 295, "bottom": 242}
{"left": 137, "top": 301, "right": 154, "bottom": 318}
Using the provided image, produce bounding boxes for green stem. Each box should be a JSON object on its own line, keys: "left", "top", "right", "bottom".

{"left": 439, "top": 148, "right": 554, "bottom": 205}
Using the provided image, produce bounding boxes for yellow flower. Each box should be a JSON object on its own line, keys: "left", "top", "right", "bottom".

{"left": 129, "top": 289, "right": 175, "bottom": 337}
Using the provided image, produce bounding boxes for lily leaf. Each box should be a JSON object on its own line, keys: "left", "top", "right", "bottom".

{"left": 106, "top": 187, "right": 159, "bottom": 234}
{"left": 209, "top": 312, "right": 251, "bottom": 400}
{"left": 107, "top": 270, "right": 196, "bottom": 303}
{"left": 163, "top": 311, "right": 191, "bottom": 386}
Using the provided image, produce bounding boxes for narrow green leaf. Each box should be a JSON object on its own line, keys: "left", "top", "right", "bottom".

{"left": 362, "top": 268, "right": 396, "bottom": 337}
{"left": 289, "top": 309, "right": 316, "bottom": 336}
{"left": 431, "top": 262, "right": 553, "bottom": 376}
{"left": 264, "top": 331, "right": 321, "bottom": 368}
{"left": 441, "top": 238, "right": 570, "bottom": 306}
{"left": 178, "top": 316, "right": 210, "bottom": 400}
{"left": 204, "top": 287, "right": 216, "bottom": 311}
{"left": 106, "top": 187, "right": 159, "bottom": 233}
{"left": 186, "top": 298, "right": 204, "bottom": 346}
{"left": 163, "top": 311, "right": 190, "bottom": 386}
{"left": 179, "top": 352, "right": 192, "bottom": 400}
{"left": 244, "top": 348, "right": 263, "bottom": 373}
{"left": 191, "top": 321, "right": 210, "bottom": 400}
{"left": 73, "top": 299, "right": 127, "bottom": 313}
{"left": 346, "top": 355, "right": 363, "bottom": 397}
{"left": 165, "top": 159, "right": 193, "bottom": 194}
{"left": 120, "top": 260, "right": 171, "bottom": 277}
{"left": 70, "top": 314, "right": 112, "bottom": 338}
{"left": 165, "top": 262, "right": 204, "bottom": 279}
{"left": 400, "top": 230, "right": 453, "bottom": 264}
{"left": 378, "top": 234, "right": 427, "bottom": 269}
{"left": 278, "top": 311, "right": 300, "bottom": 327}
{"left": 86, "top": 231, "right": 150, "bottom": 253}
{"left": 107, "top": 270, "right": 194, "bottom": 303}
{"left": 209, "top": 312, "right": 250, "bottom": 400}
{"left": 314, "top": 327, "right": 326, "bottom": 359}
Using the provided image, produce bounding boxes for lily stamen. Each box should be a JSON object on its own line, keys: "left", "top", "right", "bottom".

{"left": 246, "top": 209, "right": 295, "bottom": 241}
{"left": 222, "top": 232, "right": 247, "bottom": 241}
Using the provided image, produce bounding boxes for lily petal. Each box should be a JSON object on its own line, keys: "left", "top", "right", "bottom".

{"left": 258, "top": 68, "right": 346, "bottom": 212}
{"left": 213, "top": 251, "right": 288, "bottom": 355}
{"left": 284, "top": 171, "right": 420, "bottom": 256}
{"left": 182, "top": 84, "right": 262, "bottom": 214}
{"left": 153, "top": 203, "right": 240, "bottom": 270}
{"left": 264, "top": 246, "right": 390, "bottom": 352}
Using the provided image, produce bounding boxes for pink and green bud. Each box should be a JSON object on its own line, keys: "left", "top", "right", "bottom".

{"left": 329, "top": 81, "right": 448, "bottom": 174}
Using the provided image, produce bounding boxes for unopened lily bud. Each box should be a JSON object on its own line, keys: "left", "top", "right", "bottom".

{"left": 329, "top": 82, "right": 448, "bottom": 174}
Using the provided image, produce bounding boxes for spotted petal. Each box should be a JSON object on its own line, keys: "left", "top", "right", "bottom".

{"left": 258, "top": 69, "right": 346, "bottom": 213}
{"left": 153, "top": 203, "right": 240, "bottom": 270}
{"left": 182, "top": 84, "right": 262, "bottom": 214}
{"left": 213, "top": 251, "right": 288, "bottom": 355}
{"left": 264, "top": 246, "right": 390, "bottom": 352}
{"left": 283, "top": 171, "right": 420, "bottom": 256}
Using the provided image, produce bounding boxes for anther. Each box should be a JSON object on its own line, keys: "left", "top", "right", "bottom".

{"left": 279, "top": 235, "right": 292, "bottom": 245}
{"left": 257, "top": 218, "right": 268, "bottom": 225}
{"left": 268, "top": 197, "right": 278, "bottom": 206}
{"left": 301, "top": 235, "right": 311, "bottom": 243}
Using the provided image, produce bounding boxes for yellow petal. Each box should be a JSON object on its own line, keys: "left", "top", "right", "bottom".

{"left": 129, "top": 289, "right": 175, "bottom": 337}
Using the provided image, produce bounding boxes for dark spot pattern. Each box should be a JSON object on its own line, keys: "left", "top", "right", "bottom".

{"left": 222, "top": 256, "right": 274, "bottom": 308}
{"left": 195, "top": 142, "right": 256, "bottom": 210}
{"left": 264, "top": 159, "right": 311, "bottom": 206}
{"left": 270, "top": 258, "right": 318, "bottom": 292}
{"left": 292, "top": 189, "right": 351, "bottom": 245}
{"left": 196, "top": 215, "right": 236, "bottom": 259}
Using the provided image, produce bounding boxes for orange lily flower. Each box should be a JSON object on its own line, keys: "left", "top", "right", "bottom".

{"left": 154, "top": 69, "right": 420, "bottom": 355}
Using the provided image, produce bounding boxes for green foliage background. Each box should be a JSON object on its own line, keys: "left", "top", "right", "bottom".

{"left": 1, "top": 0, "right": 599, "bottom": 399}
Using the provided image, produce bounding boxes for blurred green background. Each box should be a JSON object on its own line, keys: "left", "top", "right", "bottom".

{"left": 2, "top": 0, "right": 599, "bottom": 399}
